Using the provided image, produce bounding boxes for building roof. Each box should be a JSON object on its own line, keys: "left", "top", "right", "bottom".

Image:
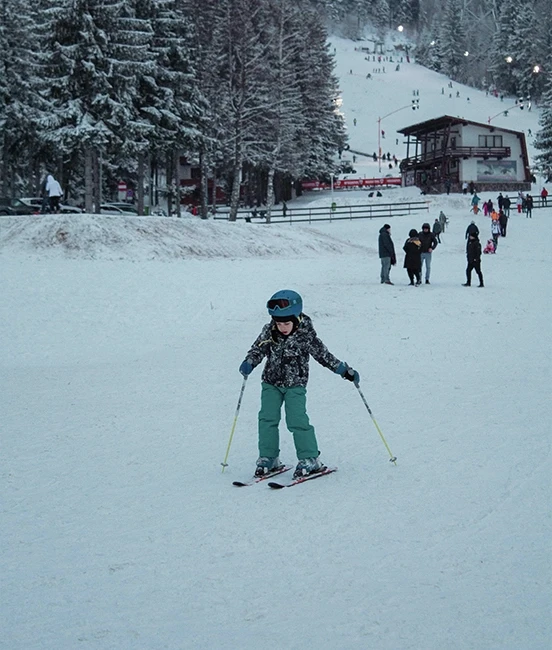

{"left": 397, "top": 115, "right": 524, "bottom": 138}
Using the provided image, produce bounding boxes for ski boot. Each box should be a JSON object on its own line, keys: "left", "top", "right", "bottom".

{"left": 293, "top": 457, "right": 324, "bottom": 480}
{"left": 255, "top": 456, "right": 283, "bottom": 478}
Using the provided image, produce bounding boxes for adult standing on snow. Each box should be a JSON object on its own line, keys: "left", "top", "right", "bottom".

{"left": 463, "top": 233, "right": 484, "bottom": 287}
{"left": 45, "top": 174, "right": 63, "bottom": 214}
{"left": 403, "top": 229, "right": 422, "bottom": 285}
{"left": 503, "top": 195, "right": 511, "bottom": 217}
{"left": 465, "top": 221, "right": 479, "bottom": 239}
{"left": 541, "top": 187, "right": 548, "bottom": 206}
{"left": 525, "top": 194, "right": 533, "bottom": 218}
{"left": 439, "top": 210, "right": 448, "bottom": 233}
{"left": 498, "top": 210, "right": 508, "bottom": 237}
{"left": 432, "top": 218, "right": 442, "bottom": 243}
{"left": 378, "top": 224, "right": 396, "bottom": 285}
{"left": 418, "top": 222, "right": 438, "bottom": 284}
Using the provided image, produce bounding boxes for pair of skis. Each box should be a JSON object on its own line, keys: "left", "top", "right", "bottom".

{"left": 233, "top": 465, "right": 337, "bottom": 489}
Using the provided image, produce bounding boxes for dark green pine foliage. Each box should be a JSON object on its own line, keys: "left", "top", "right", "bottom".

{"left": 294, "top": 7, "right": 347, "bottom": 180}
{"left": 1, "top": 0, "right": 46, "bottom": 195}
{"left": 148, "top": 0, "right": 205, "bottom": 158}
{"left": 37, "top": 1, "right": 115, "bottom": 164}
{"left": 438, "top": 0, "right": 468, "bottom": 82}
{"left": 534, "top": 75, "right": 552, "bottom": 176}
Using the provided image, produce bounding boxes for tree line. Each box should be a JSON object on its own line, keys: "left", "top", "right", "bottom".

{"left": 0, "top": 0, "right": 346, "bottom": 219}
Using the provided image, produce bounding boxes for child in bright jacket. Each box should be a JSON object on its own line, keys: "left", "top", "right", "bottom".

{"left": 239, "top": 289, "right": 359, "bottom": 479}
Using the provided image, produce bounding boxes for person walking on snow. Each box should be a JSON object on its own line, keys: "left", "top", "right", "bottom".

{"left": 471, "top": 193, "right": 481, "bottom": 214}
{"left": 525, "top": 194, "right": 533, "bottom": 218}
{"left": 517, "top": 192, "right": 524, "bottom": 214}
{"left": 432, "top": 218, "right": 442, "bottom": 243}
{"left": 45, "top": 174, "right": 63, "bottom": 213}
{"left": 238, "top": 290, "right": 359, "bottom": 480}
{"left": 418, "top": 222, "right": 438, "bottom": 284}
{"left": 465, "top": 221, "right": 479, "bottom": 239}
{"left": 498, "top": 210, "right": 508, "bottom": 237}
{"left": 463, "top": 233, "right": 484, "bottom": 287}
{"left": 378, "top": 224, "right": 396, "bottom": 285}
{"left": 491, "top": 219, "right": 501, "bottom": 250}
{"left": 403, "top": 229, "right": 422, "bottom": 285}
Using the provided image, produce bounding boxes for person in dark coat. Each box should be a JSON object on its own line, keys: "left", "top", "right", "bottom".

{"left": 378, "top": 224, "right": 396, "bottom": 285}
{"left": 498, "top": 210, "right": 508, "bottom": 237}
{"left": 463, "top": 233, "right": 484, "bottom": 287}
{"left": 525, "top": 194, "right": 533, "bottom": 218}
{"left": 432, "top": 218, "right": 442, "bottom": 243}
{"left": 502, "top": 196, "right": 511, "bottom": 217}
{"left": 465, "top": 221, "right": 479, "bottom": 239}
{"left": 418, "top": 222, "right": 438, "bottom": 284}
{"left": 403, "top": 229, "right": 422, "bottom": 285}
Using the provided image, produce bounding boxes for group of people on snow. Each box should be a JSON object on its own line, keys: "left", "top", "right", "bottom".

{"left": 378, "top": 220, "right": 440, "bottom": 286}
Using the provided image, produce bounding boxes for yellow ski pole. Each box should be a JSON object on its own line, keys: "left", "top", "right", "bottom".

{"left": 355, "top": 383, "right": 397, "bottom": 465}
{"left": 221, "top": 376, "right": 248, "bottom": 473}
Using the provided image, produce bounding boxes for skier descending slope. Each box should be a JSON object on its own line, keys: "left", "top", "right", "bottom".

{"left": 238, "top": 290, "right": 359, "bottom": 480}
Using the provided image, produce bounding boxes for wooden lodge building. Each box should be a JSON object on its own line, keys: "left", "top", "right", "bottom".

{"left": 398, "top": 116, "right": 531, "bottom": 194}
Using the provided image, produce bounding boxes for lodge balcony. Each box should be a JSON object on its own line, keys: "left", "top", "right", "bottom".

{"left": 400, "top": 146, "right": 511, "bottom": 171}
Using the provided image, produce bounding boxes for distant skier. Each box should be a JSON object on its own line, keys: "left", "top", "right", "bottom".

{"left": 238, "top": 290, "right": 359, "bottom": 480}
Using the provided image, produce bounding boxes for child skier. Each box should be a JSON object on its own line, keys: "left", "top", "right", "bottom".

{"left": 239, "top": 290, "right": 359, "bottom": 479}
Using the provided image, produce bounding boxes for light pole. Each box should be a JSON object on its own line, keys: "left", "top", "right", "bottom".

{"left": 377, "top": 100, "right": 419, "bottom": 173}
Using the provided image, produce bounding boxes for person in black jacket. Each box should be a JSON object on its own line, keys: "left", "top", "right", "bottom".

{"left": 463, "top": 232, "right": 484, "bottom": 287}
{"left": 403, "top": 229, "right": 422, "bottom": 285}
{"left": 378, "top": 224, "right": 396, "bottom": 285}
{"left": 465, "top": 221, "right": 479, "bottom": 239}
{"left": 418, "top": 222, "right": 438, "bottom": 284}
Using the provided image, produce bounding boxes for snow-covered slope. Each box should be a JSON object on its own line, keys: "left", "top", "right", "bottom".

{"left": 1, "top": 35, "right": 551, "bottom": 650}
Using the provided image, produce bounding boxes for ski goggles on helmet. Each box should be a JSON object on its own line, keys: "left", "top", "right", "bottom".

{"left": 267, "top": 298, "right": 291, "bottom": 310}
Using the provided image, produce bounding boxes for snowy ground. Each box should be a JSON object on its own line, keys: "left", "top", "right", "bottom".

{"left": 1, "top": 35, "right": 551, "bottom": 650}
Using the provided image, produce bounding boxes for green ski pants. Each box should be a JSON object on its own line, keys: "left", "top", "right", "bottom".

{"left": 258, "top": 382, "right": 319, "bottom": 460}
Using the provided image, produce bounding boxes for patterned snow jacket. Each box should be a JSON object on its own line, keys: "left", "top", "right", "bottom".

{"left": 245, "top": 314, "right": 341, "bottom": 388}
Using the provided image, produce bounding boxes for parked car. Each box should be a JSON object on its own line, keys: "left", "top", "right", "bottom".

{"left": 19, "top": 197, "right": 83, "bottom": 214}
{"left": 100, "top": 203, "right": 138, "bottom": 215}
{"left": 0, "top": 198, "right": 36, "bottom": 216}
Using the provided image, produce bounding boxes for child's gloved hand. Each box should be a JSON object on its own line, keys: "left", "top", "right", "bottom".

{"left": 239, "top": 360, "right": 253, "bottom": 376}
{"left": 335, "top": 362, "right": 360, "bottom": 384}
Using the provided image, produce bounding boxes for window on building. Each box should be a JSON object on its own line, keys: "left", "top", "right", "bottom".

{"left": 479, "top": 135, "right": 503, "bottom": 147}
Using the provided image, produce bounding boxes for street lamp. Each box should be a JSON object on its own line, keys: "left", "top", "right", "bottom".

{"left": 397, "top": 25, "right": 404, "bottom": 32}
{"left": 377, "top": 100, "right": 419, "bottom": 174}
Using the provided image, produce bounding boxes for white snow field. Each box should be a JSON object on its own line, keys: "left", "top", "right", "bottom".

{"left": 1, "top": 35, "right": 551, "bottom": 650}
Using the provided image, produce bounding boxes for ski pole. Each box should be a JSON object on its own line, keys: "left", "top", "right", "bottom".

{"left": 355, "top": 382, "right": 397, "bottom": 465}
{"left": 221, "top": 375, "right": 248, "bottom": 473}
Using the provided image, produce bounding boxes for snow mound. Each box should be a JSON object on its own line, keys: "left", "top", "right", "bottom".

{"left": 0, "top": 213, "right": 371, "bottom": 260}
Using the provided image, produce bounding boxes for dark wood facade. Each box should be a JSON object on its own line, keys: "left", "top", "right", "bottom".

{"left": 398, "top": 116, "right": 531, "bottom": 194}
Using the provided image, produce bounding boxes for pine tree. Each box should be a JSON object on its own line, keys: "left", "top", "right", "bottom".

{"left": 1, "top": 0, "right": 44, "bottom": 195}
{"left": 534, "top": 75, "right": 552, "bottom": 178}
{"left": 438, "top": 0, "right": 468, "bottom": 82}
{"left": 293, "top": 7, "right": 347, "bottom": 181}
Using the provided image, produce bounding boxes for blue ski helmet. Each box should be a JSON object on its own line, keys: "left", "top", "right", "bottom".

{"left": 267, "top": 289, "right": 303, "bottom": 319}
